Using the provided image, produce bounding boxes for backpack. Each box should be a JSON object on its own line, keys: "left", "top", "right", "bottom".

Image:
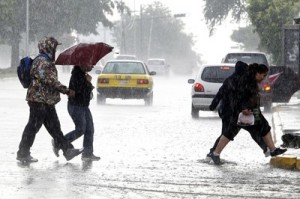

{"left": 17, "top": 54, "right": 49, "bottom": 88}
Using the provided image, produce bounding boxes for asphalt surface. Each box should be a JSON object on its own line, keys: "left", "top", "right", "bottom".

{"left": 271, "top": 95, "right": 300, "bottom": 171}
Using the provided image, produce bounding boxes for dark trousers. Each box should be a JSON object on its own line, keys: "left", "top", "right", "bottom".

{"left": 65, "top": 104, "right": 94, "bottom": 156}
{"left": 17, "top": 102, "right": 72, "bottom": 158}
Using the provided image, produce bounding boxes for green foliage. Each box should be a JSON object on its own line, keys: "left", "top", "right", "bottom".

{"left": 231, "top": 25, "right": 260, "bottom": 51}
{"left": 112, "top": 2, "right": 200, "bottom": 74}
{"left": 247, "top": 0, "right": 300, "bottom": 64}
{"left": 0, "top": 0, "right": 125, "bottom": 68}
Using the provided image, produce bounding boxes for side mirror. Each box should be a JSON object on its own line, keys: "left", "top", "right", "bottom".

{"left": 188, "top": 79, "right": 195, "bottom": 84}
{"left": 150, "top": 71, "right": 156, "bottom": 75}
{"left": 95, "top": 70, "right": 102, "bottom": 74}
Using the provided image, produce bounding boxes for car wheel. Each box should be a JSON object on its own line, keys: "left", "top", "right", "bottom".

{"left": 264, "top": 102, "right": 272, "bottom": 112}
{"left": 191, "top": 104, "right": 199, "bottom": 118}
{"left": 97, "top": 94, "right": 106, "bottom": 105}
{"left": 145, "top": 93, "right": 153, "bottom": 106}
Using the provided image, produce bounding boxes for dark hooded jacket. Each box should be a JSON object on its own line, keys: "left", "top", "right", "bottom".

{"left": 68, "top": 66, "right": 94, "bottom": 107}
{"left": 209, "top": 61, "right": 248, "bottom": 121}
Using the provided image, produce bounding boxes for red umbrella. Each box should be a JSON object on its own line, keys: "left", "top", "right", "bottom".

{"left": 55, "top": 42, "right": 113, "bottom": 66}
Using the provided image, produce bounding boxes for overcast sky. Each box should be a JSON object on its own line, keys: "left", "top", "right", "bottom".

{"left": 123, "top": 0, "right": 243, "bottom": 64}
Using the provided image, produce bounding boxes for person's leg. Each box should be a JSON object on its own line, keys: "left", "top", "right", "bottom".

{"left": 244, "top": 126, "right": 269, "bottom": 156}
{"left": 44, "top": 105, "right": 82, "bottom": 160}
{"left": 17, "top": 103, "right": 44, "bottom": 160}
{"left": 82, "top": 107, "right": 94, "bottom": 155}
{"left": 65, "top": 104, "right": 85, "bottom": 142}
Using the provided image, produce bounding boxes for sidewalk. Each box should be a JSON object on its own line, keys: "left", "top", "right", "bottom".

{"left": 271, "top": 95, "right": 300, "bottom": 171}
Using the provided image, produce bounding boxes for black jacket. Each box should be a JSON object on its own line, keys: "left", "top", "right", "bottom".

{"left": 68, "top": 66, "right": 94, "bottom": 107}
{"left": 209, "top": 61, "right": 248, "bottom": 121}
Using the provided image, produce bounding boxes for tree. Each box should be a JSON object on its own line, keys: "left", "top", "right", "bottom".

{"left": 0, "top": 0, "right": 127, "bottom": 69}
{"left": 203, "top": 0, "right": 300, "bottom": 64}
{"left": 231, "top": 25, "right": 260, "bottom": 51}
{"left": 247, "top": 0, "right": 300, "bottom": 64}
{"left": 112, "top": 2, "right": 200, "bottom": 74}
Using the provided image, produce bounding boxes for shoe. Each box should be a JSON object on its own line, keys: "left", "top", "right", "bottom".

{"left": 210, "top": 153, "right": 221, "bottom": 165}
{"left": 270, "top": 148, "right": 287, "bottom": 157}
{"left": 17, "top": 155, "right": 38, "bottom": 163}
{"left": 204, "top": 152, "right": 212, "bottom": 162}
{"left": 51, "top": 139, "right": 60, "bottom": 157}
{"left": 64, "top": 148, "right": 84, "bottom": 161}
{"left": 81, "top": 154, "right": 101, "bottom": 161}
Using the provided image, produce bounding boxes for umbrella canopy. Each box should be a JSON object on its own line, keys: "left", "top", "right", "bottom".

{"left": 55, "top": 42, "right": 113, "bottom": 66}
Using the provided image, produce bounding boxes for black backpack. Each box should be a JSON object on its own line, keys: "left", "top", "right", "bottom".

{"left": 17, "top": 54, "right": 49, "bottom": 88}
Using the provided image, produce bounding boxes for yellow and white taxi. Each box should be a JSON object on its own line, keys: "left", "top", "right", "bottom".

{"left": 96, "top": 60, "right": 156, "bottom": 106}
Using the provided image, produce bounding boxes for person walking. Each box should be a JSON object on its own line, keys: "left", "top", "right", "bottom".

{"left": 207, "top": 63, "right": 286, "bottom": 165}
{"left": 52, "top": 65, "right": 100, "bottom": 161}
{"left": 16, "top": 37, "right": 83, "bottom": 163}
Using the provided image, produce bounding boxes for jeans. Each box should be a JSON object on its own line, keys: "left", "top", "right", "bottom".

{"left": 65, "top": 104, "right": 94, "bottom": 156}
{"left": 17, "top": 102, "right": 73, "bottom": 158}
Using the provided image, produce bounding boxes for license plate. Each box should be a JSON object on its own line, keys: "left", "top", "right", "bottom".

{"left": 118, "top": 80, "right": 128, "bottom": 84}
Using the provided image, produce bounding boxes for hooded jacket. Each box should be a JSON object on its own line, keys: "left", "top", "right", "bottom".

{"left": 209, "top": 61, "right": 248, "bottom": 121}
{"left": 26, "top": 37, "right": 69, "bottom": 105}
{"left": 68, "top": 66, "right": 94, "bottom": 107}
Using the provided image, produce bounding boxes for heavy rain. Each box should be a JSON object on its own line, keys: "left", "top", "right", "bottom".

{"left": 1, "top": 0, "right": 300, "bottom": 198}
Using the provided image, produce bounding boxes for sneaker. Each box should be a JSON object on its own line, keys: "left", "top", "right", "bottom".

{"left": 270, "top": 148, "right": 287, "bottom": 157}
{"left": 64, "top": 148, "right": 84, "bottom": 161}
{"left": 17, "top": 155, "right": 38, "bottom": 163}
{"left": 81, "top": 154, "right": 101, "bottom": 161}
{"left": 204, "top": 152, "right": 212, "bottom": 162}
{"left": 51, "top": 139, "right": 60, "bottom": 157}
{"left": 210, "top": 153, "right": 221, "bottom": 165}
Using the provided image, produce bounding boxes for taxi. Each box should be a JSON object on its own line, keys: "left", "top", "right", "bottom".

{"left": 96, "top": 60, "right": 156, "bottom": 106}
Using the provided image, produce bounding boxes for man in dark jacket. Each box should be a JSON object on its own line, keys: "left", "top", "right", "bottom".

{"left": 16, "top": 37, "right": 83, "bottom": 163}
{"left": 52, "top": 65, "right": 100, "bottom": 161}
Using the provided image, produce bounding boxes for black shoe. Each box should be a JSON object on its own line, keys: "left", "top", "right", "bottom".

{"left": 82, "top": 154, "right": 101, "bottom": 161}
{"left": 270, "top": 148, "right": 287, "bottom": 157}
{"left": 64, "top": 148, "right": 84, "bottom": 161}
{"left": 204, "top": 152, "right": 212, "bottom": 162}
{"left": 17, "top": 155, "right": 38, "bottom": 163}
{"left": 51, "top": 139, "right": 60, "bottom": 157}
{"left": 210, "top": 153, "right": 221, "bottom": 165}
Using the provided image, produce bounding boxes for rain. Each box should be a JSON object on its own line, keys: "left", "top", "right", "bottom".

{"left": 1, "top": 0, "right": 300, "bottom": 198}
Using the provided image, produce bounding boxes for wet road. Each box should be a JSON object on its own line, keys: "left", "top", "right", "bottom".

{"left": 0, "top": 72, "right": 299, "bottom": 198}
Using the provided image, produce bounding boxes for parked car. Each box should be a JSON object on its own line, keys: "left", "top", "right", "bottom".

{"left": 222, "top": 52, "right": 273, "bottom": 111}
{"left": 96, "top": 60, "right": 156, "bottom": 106}
{"left": 188, "top": 63, "right": 235, "bottom": 118}
{"left": 147, "top": 58, "right": 170, "bottom": 76}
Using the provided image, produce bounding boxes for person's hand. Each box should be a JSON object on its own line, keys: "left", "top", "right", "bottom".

{"left": 86, "top": 74, "right": 92, "bottom": 82}
{"left": 209, "top": 104, "right": 215, "bottom": 111}
{"left": 67, "top": 89, "right": 75, "bottom": 97}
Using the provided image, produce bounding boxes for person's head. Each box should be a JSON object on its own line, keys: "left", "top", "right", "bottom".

{"left": 38, "top": 37, "right": 61, "bottom": 61}
{"left": 249, "top": 63, "right": 269, "bottom": 83}
{"left": 235, "top": 61, "right": 248, "bottom": 75}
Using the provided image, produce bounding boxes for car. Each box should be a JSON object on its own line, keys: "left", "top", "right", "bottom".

{"left": 96, "top": 60, "right": 156, "bottom": 106}
{"left": 188, "top": 63, "right": 235, "bottom": 118}
{"left": 222, "top": 52, "right": 273, "bottom": 111}
{"left": 147, "top": 58, "right": 170, "bottom": 75}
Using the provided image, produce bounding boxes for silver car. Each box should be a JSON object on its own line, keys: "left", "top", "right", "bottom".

{"left": 188, "top": 64, "right": 235, "bottom": 118}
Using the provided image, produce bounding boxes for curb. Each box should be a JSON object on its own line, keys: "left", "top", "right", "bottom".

{"left": 270, "top": 156, "right": 300, "bottom": 171}
{"left": 271, "top": 104, "right": 300, "bottom": 171}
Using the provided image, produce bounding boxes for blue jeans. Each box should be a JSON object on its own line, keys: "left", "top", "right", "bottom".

{"left": 65, "top": 104, "right": 94, "bottom": 156}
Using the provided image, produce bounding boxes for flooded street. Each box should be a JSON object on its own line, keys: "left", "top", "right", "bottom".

{"left": 0, "top": 73, "right": 299, "bottom": 198}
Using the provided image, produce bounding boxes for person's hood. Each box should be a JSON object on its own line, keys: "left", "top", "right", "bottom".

{"left": 38, "top": 37, "right": 61, "bottom": 61}
{"left": 235, "top": 61, "right": 248, "bottom": 75}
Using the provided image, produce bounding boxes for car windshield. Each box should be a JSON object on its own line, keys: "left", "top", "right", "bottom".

{"left": 102, "top": 62, "right": 146, "bottom": 74}
{"left": 224, "top": 53, "right": 268, "bottom": 65}
{"left": 201, "top": 66, "right": 235, "bottom": 83}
